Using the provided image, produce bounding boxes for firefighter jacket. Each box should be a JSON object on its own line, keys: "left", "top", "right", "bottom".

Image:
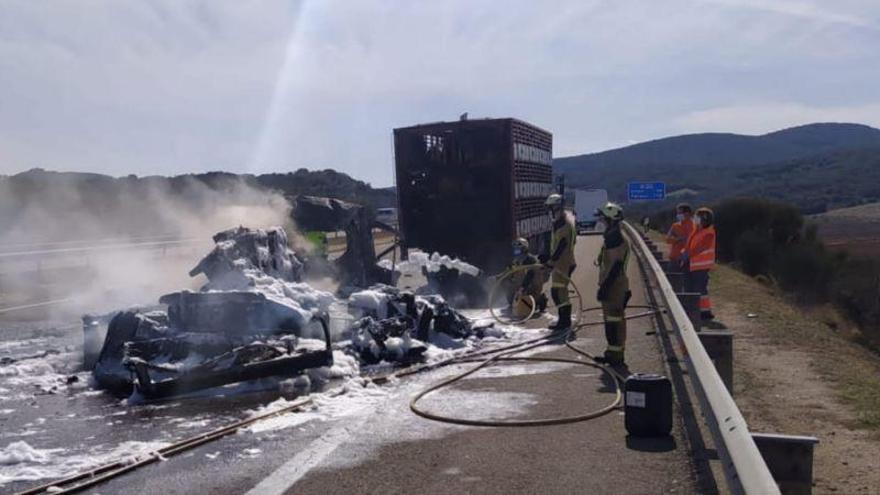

{"left": 597, "top": 224, "right": 630, "bottom": 295}
{"left": 513, "top": 254, "right": 545, "bottom": 297}
{"left": 550, "top": 212, "right": 577, "bottom": 271}
{"left": 686, "top": 225, "right": 716, "bottom": 271}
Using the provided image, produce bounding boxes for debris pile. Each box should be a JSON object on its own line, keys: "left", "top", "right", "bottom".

{"left": 90, "top": 226, "right": 500, "bottom": 400}
{"left": 189, "top": 226, "right": 304, "bottom": 289}
{"left": 93, "top": 227, "right": 334, "bottom": 399}
{"left": 381, "top": 251, "right": 481, "bottom": 277}
{"left": 346, "top": 285, "right": 492, "bottom": 364}
{"left": 294, "top": 195, "right": 395, "bottom": 288}
{"left": 379, "top": 251, "right": 487, "bottom": 307}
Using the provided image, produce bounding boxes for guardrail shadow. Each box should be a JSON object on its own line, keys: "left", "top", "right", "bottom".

{"left": 628, "top": 228, "right": 721, "bottom": 494}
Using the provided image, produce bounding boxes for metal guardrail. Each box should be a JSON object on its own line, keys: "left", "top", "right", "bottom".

{"left": 623, "top": 221, "right": 780, "bottom": 495}
{"left": 0, "top": 238, "right": 204, "bottom": 259}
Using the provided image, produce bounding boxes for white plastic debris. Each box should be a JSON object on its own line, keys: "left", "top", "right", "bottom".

{"left": 388, "top": 250, "right": 480, "bottom": 277}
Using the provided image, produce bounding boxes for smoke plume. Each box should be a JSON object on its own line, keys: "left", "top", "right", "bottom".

{"left": 0, "top": 170, "right": 299, "bottom": 319}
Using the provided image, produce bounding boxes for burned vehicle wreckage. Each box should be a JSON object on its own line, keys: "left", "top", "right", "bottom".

{"left": 90, "top": 222, "right": 494, "bottom": 400}
{"left": 92, "top": 226, "right": 335, "bottom": 399}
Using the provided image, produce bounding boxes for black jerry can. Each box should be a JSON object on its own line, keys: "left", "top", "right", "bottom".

{"left": 624, "top": 373, "right": 673, "bottom": 437}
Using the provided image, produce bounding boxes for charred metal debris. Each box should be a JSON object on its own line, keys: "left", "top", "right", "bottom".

{"left": 88, "top": 225, "right": 493, "bottom": 400}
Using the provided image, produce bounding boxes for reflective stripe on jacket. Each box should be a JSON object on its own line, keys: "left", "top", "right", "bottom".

{"left": 686, "top": 226, "right": 716, "bottom": 271}
{"left": 666, "top": 218, "right": 694, "bottom": 262}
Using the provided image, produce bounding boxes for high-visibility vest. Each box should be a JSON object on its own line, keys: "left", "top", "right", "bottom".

{"left": 686, "top": 226, "right": 716, "bottom": 271}
{"left": 666, "top": 218, "right": 694, "bottom": 262}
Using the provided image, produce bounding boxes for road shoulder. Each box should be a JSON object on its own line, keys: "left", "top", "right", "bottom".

{"left": 711, "top": 265, "right": 880, "bottom": 494}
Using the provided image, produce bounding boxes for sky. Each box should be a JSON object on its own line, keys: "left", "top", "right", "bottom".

{"left": 1, "top": 0, "right": 879, "bottom": 187}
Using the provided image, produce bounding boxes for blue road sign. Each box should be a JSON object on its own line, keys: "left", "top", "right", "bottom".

{"left": 627, "top": 182, "right": 666, "bottom": 201}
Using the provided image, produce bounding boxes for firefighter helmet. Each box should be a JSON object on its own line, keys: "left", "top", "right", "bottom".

{"left": 695, "top": 207, "right": 714, "bottom": 227}
{"left": 595, "top": 202, "right": 624, "bottom": 221}
{"left": 512, "top": 237, "right": 529, "bottom": 251}
{"left": 544, "top": 193, "right": 563, "bottom": 208}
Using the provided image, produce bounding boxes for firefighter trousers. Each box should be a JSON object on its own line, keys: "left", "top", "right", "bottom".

{"left": 550, "top": 264, "right": 576, "bottom": 309}
{"left": 602, "top": 280, "right": 632, "bottom": 363}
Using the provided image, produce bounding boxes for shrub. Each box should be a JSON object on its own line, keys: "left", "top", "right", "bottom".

{"left": 832, "top": 258, "right": 880, "bottom": 342}
{"left": 714, "top": 197, "right": 803, "bottom": 262}
{"left": 772, "top": 241, "right": 835, "bottom": 302}
{"left": 735, "top": 230, "right": 773, "bottom": 276}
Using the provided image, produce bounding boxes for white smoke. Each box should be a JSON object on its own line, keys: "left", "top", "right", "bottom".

{"left": 0, "top": 171, "right": 301, "bottom": 319}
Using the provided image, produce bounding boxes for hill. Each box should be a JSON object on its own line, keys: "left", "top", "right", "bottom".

{"left": 812, "top": 201, "right": 880, "bottom": 258}
{"left": 0, "top": 168, "right": 396, "bottom": 243}
{"left": 554, "top": 123, "right": 880, "bottom": 210}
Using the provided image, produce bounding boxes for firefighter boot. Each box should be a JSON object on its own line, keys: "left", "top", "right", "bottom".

{"left": 594, "top": 320, "right": 625, "bottom": 365}
{"left": 549, "top": 305, "right": 572, "bottom": 331}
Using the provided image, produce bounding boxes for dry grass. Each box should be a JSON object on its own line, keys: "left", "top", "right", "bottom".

{"left": 816, "top": 201, "right": 880, "bottom": 220}
{"left": 711, "top": 265, "right": 880, "bottom": 430}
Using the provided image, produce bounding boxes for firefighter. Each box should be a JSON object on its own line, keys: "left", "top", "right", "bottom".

{"left": 509, "top": 238, "right": 548, "bottom": 318}
{"left": 594, "top": 202, "right": 631, "bottom": 366}
{"left": 683, "top": 207, "right": 717, "bottom": 321}
{"left": 541, "top": 193, "right": 577, "bottom": 330}
{"left": 665, "top": 203, "right": 695, "bottom": 265}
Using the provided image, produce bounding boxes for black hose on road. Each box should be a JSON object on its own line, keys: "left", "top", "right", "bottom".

{"left": 409, "top": 304, "right": 661, "bottom": 427}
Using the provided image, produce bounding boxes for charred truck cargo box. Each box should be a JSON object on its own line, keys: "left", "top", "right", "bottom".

{"left": 394, "top": 118, "right": 553, "bottom": 274}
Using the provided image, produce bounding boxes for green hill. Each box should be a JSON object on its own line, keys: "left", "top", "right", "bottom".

{"left": 554, "top": 123, "right": 880, "bottom": 212}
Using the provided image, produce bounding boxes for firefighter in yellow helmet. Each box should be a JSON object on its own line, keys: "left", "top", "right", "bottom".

{"left": 541, "top": 193, "right": 577, "bottom": 330}
{"left": 593, "top": 202, "right": 632, "bottom": 366}
{"left": 509, "top": 237, "right": 548, "bottom": 318}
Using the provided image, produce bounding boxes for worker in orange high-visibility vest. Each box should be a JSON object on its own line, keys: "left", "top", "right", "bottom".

{"left": 682, "top": 207, "right": 716, "bottom": 321}
{"left": 665, "top": 203, "right": 695, "bottom": 265}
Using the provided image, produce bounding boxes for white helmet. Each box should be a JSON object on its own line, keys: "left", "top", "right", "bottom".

{"left": 545, "top": 194, "right": 563, "bottom": 208}
{"left": 595, "top": 202, "right": 624, "bottom": 221}
{"left": 512, "top": 237, "right": 529, "bottom": 251}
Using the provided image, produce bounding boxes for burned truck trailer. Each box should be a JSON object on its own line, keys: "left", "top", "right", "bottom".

{"left": 394, "top": 118, "right": 554, "bottom": 274}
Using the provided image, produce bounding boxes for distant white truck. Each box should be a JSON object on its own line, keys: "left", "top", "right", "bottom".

{"left": 573, "top": 188, "right": 609, "bottom": 234}
{"left": 376, "top": 207, "right": 398, "bottom": 228}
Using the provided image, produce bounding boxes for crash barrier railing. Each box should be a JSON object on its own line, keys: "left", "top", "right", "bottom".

{"left": 0, "top": 238, "right": 204, "bottom": 260}
{"left": 622, "top": 221, "right": 780, "bottom": 495}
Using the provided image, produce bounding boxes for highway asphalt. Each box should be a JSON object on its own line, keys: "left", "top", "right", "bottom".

{"left": 1, "top": 234, "right": 699, "bottom": 494}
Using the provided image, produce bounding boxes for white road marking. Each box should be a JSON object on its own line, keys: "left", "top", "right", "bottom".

{"left": 245, "top": 413, "right": 372, "bottom": 495}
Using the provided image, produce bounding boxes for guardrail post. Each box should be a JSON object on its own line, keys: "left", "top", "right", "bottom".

{"left": 751, "top": 433, "right": 819, "bottom": 495}
{"left": 676, "top": 292, "right": 702, "bottom": 332}
{"left": 658, "top": 259, "right": 670, "bottom": 272}
{"left": 698, "top": 330, "right": 733, "bottom": 393}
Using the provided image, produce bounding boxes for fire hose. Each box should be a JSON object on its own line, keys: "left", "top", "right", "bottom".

{"left": 486, "top": 263, "right": 584, "bottom": 326}
{"left": 16, "top": 268, "right": 659, "bottom": 493}
{"left": 410, "top": 264, "right": 661, "bottom": 427}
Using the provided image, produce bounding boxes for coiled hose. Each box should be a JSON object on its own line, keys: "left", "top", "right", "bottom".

{"left": 410, "top": 264, "right": 660, "bottom": 427}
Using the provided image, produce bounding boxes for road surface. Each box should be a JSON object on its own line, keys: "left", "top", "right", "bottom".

{"left": 0, "top": 234, "right": 700, "bottom": 494}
